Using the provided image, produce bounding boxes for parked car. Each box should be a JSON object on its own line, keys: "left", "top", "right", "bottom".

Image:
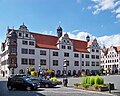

{"left": 27, "top": 76, "right": 58, "bottom": 88}
{"left": 8, "top": 74, "right": 26, "bottom": 81}
{"left": 7, "top": 76, "right": 40, "bottom": 91}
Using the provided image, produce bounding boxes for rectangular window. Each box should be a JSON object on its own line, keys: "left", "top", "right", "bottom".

{"left": 29, "top": 49, "right": 35, "bottom": 54}
{"left": 86, "top": 54, "right": 89, "bottom": 58}
{"left": 64, "top": 53, "right": 69, "bottom": 57}
{"left": 19, "top": 33, "right": 22, "bottom": 36}
{"left": 82, "top": 61, "right": 84, "bottom": 66}
{"left": 86, "top": 61, "right": 90, "bottom": 66}
{"left": 74, "top": 61, "right": 79, "bottom": 66}
{"left": 82, "top": 54, "right": 84, "bottom": 58}
{"left": 92, "top": 49, "right": 95, "bottom": 52}
{"left": 29, "top": 59, "right": 35, "bottom": 65}
{"left": 26, "top": 34, "right": 28, "bottom": 37}
{"left": 92, "top": 62, "right": 95, "bottom": 66}
{"left": 96, "top": 55, "right": 99, "bottom": 59}
{"left": 96, "top": 62, "right": 99, "bottom": 66}
{"left": 40, "top": 50, "right": 46, "bottom": 55}
{"left": 74, "top": 53, "right": 79, "bottom": 57}
{"left": 11, "top": 39, "right": 17, "bottom": 44}
{"left": 91, "top": 55, "right": 95, "bottom": 59}
{"left": 29, "top": 41, "right": 34, "bottom": 46}
{"left": 53, "top": 60, "right": 58, "bottom": 66}
{"left": 22, "top": 40, "right": 28, "bottom": 45}
{"left": 53, "top": 52, "right": 58, "bottom": 56}
{"left": 10, "top": 48, "right": 16, "bottom": 53}
{"left": 21, "top": 58, "right": 28, "bottom": 65}
{"left": 21, "top": 48, "right": 28, "bottom": 54}
{"left": 67, "top": 46, "right": 71, "bottom": 50}
{"left": 9, "top": 58, "right": 16, "bottom": 64}
{"left": 40, "top": 59, "right": 46, "bottom": 65}
{"left": 62, "top": 45, "right": 66, "bottom": 49}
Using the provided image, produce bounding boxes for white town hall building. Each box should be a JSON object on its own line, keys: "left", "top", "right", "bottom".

{"left": 0, "top": 24, "right": 101, "bottom": 77}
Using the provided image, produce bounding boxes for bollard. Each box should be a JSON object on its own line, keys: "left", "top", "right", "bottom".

{"left": 108, "top": 83, "right": 111, "bottom": 93}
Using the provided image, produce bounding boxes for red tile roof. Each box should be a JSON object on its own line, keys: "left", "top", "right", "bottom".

{"left": 31, "top": 32, "right": 89, "bottom": 52}
{"left": 103, "top": 46, "right": 120, "bottom": 55}
{"left": 114, "top": 46, "right": 120, "bottom": 52}
{"left": 31, "top": 33, "right": 59, "bottom": 50}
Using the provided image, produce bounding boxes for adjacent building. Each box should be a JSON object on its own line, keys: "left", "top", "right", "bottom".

{"left": 101, "top": 46, "right": 120, "bottom": 74}
{"left": 0, "top": 24, "right": 101, "bottom": 77}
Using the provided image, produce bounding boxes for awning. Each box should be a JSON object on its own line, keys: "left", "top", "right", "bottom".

{"left": 45, "top": 69, "right": 54, "bottom": 73}
{"left": 91, "top": 70, "right": 99, "bottom": 72}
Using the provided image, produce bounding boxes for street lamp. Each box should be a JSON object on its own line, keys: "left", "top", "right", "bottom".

{"left": 63, "top": 59, "right": 68, "bottom": 87}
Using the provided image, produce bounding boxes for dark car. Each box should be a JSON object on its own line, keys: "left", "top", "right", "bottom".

{"left": 7, "top": 76, "right": 40, "bottom": 91}
{"left": 27, "top": 76, "right": 57, "bottom": 88}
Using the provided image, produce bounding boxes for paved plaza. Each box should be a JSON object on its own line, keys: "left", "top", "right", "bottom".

{"left": 0, "top": 75, "right": 120, "bottom": 96}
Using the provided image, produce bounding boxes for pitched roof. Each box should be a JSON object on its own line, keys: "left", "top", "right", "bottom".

{"left": 31, "top": 32, "right": 89, "bottom": 52}
{"left": 114, "top": 46, "right": 120, "bottom": 52}
{"left": 103, "top": 46, "right": 120, "bottom": 55}
{"left": 31, "top": 33, "right": 59, "bottom": 50}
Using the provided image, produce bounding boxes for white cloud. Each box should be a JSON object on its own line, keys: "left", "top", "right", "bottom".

{"left": 98, "top": 34, "right": 120, "bottom": 47}
{"left": 116, "top": 14, "right": 120, "bottom": 18}
{"left": 65, "top": 30, "right": 120, "bottom": 48}
{"left": 89, "top": 0, "right": 120, "bottom": 20}
{"left": 113, "top": 7, "right": 120, "bottom": 14}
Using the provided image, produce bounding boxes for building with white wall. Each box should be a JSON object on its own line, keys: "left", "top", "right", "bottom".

{"left": 0, "top": 24, "right": 101, "bottom": 77}
{"left": 101, "top": 46, "right": 120, "bottom": 74}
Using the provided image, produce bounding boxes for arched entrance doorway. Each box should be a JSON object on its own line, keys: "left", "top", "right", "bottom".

{"left": 68, "top": 70, "right": 71, "bottom": 76}
{"left": 73, "top": 70, "right": 76, "bottom": 76}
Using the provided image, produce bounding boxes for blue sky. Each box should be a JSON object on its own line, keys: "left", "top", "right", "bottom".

{"left": 0, "top": 0, "right": 120, "bottom": 48}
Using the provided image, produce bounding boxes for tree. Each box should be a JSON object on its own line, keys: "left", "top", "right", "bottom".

{"left": 100, "top": 68, "right": 104, "bottom": 74}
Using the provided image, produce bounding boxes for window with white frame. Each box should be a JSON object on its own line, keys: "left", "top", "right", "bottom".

{"left": 74, "top": 61, "right": 79, "bottom": 66}
{"left": 21, "top": 48, "right": 28, "bottom": 54}
{"left": 40, "top": 59, "right": 46, "bottom": 65}
{"left": 53, "top": 60, "right": 58, "bottom": 66}
{"left": 21, "top": 58, "right": 28, "bottom": 65}
{"left": 40, "top": 50, "right": 46, "bottom": 55}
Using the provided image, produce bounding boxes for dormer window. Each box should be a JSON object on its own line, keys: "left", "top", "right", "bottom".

{"left": 19, "top": 33, "right": 22, "bottom": 36}
{"left": 62, "top": 45, "right": 66, "bottom": 49}
{"left": 92, "top": 49, "right": 95, "bottom": 52}
{"left": 67, "top": 46, "right": 71, "bottom": 50}
{"left": 96, "top": 50, "right": 99, "bottom": 52}
{"left": 26, "top": 34, "right": 28, "bottom": 37}
{"left": 67, "top": 40, "right": 69, "bottom": 43}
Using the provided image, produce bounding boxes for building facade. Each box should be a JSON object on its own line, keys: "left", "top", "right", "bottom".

{"left": 0, "top": 24, "right": 101, "bottom": 77}
{"left": 101, "top": 46, "right": 120, "bottom": 74}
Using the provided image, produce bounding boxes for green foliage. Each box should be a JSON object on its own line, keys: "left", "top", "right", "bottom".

{"left": 95, "top": 76, "right": 104, "bottom": 85}
{"left": 50, "top": 77, "right": 60, "bottom": 82}
{"left": 100, "top": 68, "right": 104, "bottom": 72}
{"left": 90, "top": 76, "right": 95, "bottom": 85}
{"left": 81, "top": 75, "right": 104, "bottom": 88}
